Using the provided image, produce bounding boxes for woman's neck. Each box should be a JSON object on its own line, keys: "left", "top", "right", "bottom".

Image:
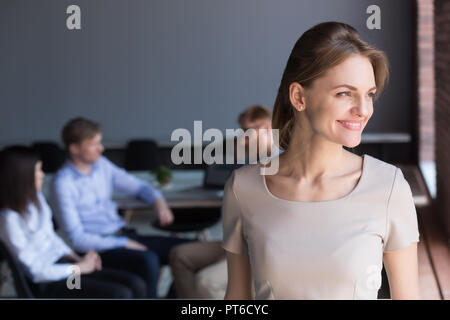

{"left": 282, "top": 126, "right": 347, "bottom": 181}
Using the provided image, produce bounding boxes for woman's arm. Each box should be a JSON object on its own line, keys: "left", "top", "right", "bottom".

{"left": 383, "top": 242, "right": 421, "bottom": 300}
{"left": 224, "top": 251, "right": 253, "bottom": 300}
{"left": 0, "top": 211, "right": 74, "bottom": 283}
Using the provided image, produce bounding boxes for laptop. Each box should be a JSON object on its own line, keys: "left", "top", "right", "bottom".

{"left": 203, "top": 163, "right": 244, "bottom": 190}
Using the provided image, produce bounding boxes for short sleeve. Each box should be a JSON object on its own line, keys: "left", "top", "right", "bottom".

{"left": 383, "top": 168, "right": 420, "bottom": 252}
{"left": 221, "top": 171, "right": 248, "bottom": 255}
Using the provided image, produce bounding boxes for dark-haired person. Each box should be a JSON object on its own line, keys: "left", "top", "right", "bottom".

{"left": 50, "top": 118, "right": 192, "bottom": 298}
{"left": 223, "top": 22, "right": 420, "bottom": 300}
{"left": 0, "top": 146, "right": 146, "bottom": 298}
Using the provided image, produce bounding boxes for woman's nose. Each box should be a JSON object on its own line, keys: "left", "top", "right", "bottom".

{"left": 353, "top": 97, "right": 371, "bottom": 117}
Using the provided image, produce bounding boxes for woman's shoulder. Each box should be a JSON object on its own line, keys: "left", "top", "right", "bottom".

{"left": 234, "top": 162, "right": 261, "bottom": 174}
{"left": 0, "top": 195, "right": 48, "bottom": 222}
{"left": 228, "top": 164, "right": 264, "bottom": 193}
{"left": 362, "top": 154, "right": 405, "bottom": 194}
{"left": 366, "top": 154, "right": 413, "bottom": 194}
{"left": 0, "top": 207, "right": 24, "bottom": 229}
{"left": 364, "top": 154, "right": 399, "bottom": 176}
{"left": 232, "top": 163, "right": 262, "bottom": 181}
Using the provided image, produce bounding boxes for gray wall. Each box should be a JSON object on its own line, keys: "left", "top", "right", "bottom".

{"left": 0, "top": 0, "right": 414, "bottom": 146}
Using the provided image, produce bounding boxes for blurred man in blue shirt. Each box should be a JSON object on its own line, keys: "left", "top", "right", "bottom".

{"left": 168, "top": 105, "right": 282, "bottom": 298}
{"left": 50, "top": 117, "right": 191, "bottom": 298}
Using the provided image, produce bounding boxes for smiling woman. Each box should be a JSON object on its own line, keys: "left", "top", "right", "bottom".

{"left": 272, "top": 25, "right": 389, "bottom": 151}
{"left": 223, "top": 21, "right": 421, "bottom": 300}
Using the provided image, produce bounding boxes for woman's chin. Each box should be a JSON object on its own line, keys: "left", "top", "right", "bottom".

{"left": 341, "top": 137, "right": 362, "bottom": 149}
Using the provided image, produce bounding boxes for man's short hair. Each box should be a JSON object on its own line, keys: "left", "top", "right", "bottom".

{"left": 238, "top": 105, "right": 271, "bottom": 128}
{"left": 62, "top": 117, "right": 101, "bottom": 149}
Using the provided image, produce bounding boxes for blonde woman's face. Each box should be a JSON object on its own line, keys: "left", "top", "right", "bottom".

{"left": 302, "top": 55, "right": 377, "bottom": 148}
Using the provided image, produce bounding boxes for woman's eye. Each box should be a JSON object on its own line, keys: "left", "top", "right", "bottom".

{"left": 368, "top": 92, "right": 376, "bottom": 99}
{"left": 337, "top": 92, "right": 350, "bottom": 97}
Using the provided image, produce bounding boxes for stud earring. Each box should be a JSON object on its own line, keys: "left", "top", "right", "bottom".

{"left": 299, "top": 105, "right": 304, "bottom": 111}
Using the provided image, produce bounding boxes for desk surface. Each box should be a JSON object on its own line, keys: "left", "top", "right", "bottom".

{"left": 42, "top": 170, "right": 224, "bottom": 209}
{"left": 114, "top": 171, "right": 223, "bottom": 209}
{"left": 43, "top": 164, "right": 427, "bottom": 209}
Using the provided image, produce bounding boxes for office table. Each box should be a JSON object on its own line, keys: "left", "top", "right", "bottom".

{"left": 42, "top": 170, "right": 224, "bottom": 210}
{"left": 42, "top": 164, "right": 428, "bottom": 210}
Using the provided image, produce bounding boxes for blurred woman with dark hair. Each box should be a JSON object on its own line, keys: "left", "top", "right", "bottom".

{"left": 0, "top": 146, "right": 146, "bottom": 298}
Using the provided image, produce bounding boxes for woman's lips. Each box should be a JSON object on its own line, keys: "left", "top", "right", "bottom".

{"left": 336, "top": 120, "right": 362, "bottom": 131}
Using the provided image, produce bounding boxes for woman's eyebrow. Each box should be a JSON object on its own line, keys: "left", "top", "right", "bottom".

{"left": 332, "top": 84, "right": 377, "bottom": 91}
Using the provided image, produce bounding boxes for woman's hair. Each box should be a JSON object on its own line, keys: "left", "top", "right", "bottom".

{"left": 272, "top": 21, "right": 390, "bottom": 150}
{"left": 0, "top": 146, "right": 41, "bottom": 215}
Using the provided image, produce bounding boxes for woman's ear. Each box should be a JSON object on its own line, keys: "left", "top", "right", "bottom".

{"left": 289, "top": 82, "right": 306, "bottom": 112}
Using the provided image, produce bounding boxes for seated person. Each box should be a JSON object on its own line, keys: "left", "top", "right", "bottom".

{"left": 50, "top": 117, "right": 192, "bottom": 298}
{"left": 237, "top": 104, "right": 278, "bottom": 163}
{"left": 169, "top": 104, "right": 279, "bottom": 299}
{"left": 0, "top": 146, "right": 146, "bottom": 298}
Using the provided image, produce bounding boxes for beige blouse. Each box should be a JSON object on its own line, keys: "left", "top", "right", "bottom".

{"left": 222, "top": 154, "right": 420, "bottom": 299}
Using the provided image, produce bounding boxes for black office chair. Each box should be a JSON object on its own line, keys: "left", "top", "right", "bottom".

{"left": 377, "top": 266, "right": 391, "bottom": 299}
{"left": 125, "top": 139, "right": 163, "bottom": 171}
{"left": 0, "top": 240, "right": 38, "bottom": 298}
{"left": 31, "top": 142, "right": 67, "bottom": 173}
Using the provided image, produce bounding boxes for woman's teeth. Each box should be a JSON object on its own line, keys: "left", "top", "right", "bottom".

{"left": 337, "top": 121, "right": 361, "bottom": 129}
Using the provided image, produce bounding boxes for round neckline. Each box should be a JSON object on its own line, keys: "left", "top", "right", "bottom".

{"left": 261, "top": 153, "right": 368, "bottom": 205}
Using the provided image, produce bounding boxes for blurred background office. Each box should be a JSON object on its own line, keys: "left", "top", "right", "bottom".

{"left": 0, "top": 0, "right": 448, "bottom": 299}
